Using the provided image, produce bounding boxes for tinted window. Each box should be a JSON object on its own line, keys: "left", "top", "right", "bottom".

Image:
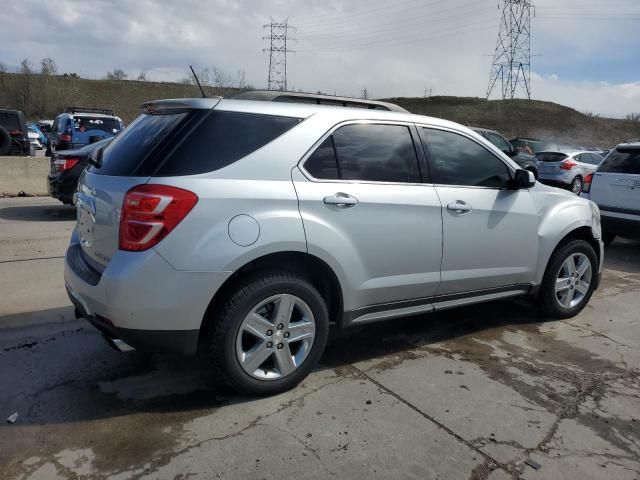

{"left": 0, "top": 112, "right": 20, "bottom": 130}
{"left": 156, "top": 111, "right": 300, "bottom": 176}
{"left": 332, "top": 124, "right": 421, "bottom": 183}
{"left": 598, "top": 149, "right": 640, "bottom": 174}
{"left": 423, "top": 128, "right": 511, "bottom": 188}
{"left": 73, "top": 116, "right": 121, "bottom": 134}
{"left": 92, "top": 112, "right": 188, "bottom": 176}
{"left": 304, "top": 137, "right": 339, "bottom": 180}
{"left": 587, "top": 153, "right": 603, "bottom": 165}
{"left": 535, "top": 152, "right": 568, "bottom": 163}
{"left": 486, "top": 132, "right": 511, "bottom": 153}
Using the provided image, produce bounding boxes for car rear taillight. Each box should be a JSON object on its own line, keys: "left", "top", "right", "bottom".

{"left": 119, "top": 185, "right": 198, "bottom": 252}
{"left": 59, "top": 134, "right": 72, "bottom": 142}
{"left": 582, "top": 173, "right": 593, "bottom": 193}
{"left": 560, "top": 160, "right": 577, "bottom": 170}
{"left": 54, "top": 157, "right": 80, "bottom": 173}
{"left": 9, "top": 129, "right": 23, "bottom": 136}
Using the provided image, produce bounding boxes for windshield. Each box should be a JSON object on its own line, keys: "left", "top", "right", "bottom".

{"left": 73, "top": 116, "right": 121, "bottom": 134}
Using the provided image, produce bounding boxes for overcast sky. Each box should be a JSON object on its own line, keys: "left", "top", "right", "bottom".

{"left": 1, "top": 0, "right": 639, "bottom": 117}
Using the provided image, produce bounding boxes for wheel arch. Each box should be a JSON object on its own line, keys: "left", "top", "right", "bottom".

{"left": 198, "top": 251, "right": 344, "bottom": 348}
{"left": 536, "top": 225, "right": 601, "bottom": 286}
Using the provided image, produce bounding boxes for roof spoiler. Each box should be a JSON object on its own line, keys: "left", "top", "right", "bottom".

{"left": 140, "top": 98, "right": 222, "bottom": 114}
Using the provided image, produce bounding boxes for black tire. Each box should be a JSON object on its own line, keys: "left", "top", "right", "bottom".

{"left": 538, "top": 239, "right": 598, "bottom": 319}
{"left": 209, "top": 270, "right": 329, "bottom": 395}
{"left": 602, "top": 231, "right": 616, "bottom": 246}
{"left": 570, "top": 176, "right": 583, "bottom": 194}
{"left": 0, "top": 126, "right": 11, "bottom": 155}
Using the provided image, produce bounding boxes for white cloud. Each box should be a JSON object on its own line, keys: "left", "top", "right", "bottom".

{"left": 0, "top": 0, "right": 638, "bottom": 116}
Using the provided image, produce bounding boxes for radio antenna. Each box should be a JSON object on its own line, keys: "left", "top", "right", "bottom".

{"left": 189, "top": 65, "right": 207, "bottom": 98}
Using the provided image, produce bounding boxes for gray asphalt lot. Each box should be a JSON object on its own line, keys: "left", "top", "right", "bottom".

{"left": 0, "top": 196, "right": 639, "bottom": 479}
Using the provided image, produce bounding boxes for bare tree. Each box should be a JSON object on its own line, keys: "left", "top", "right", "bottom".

{"left": 106, "top": 68, "right": 127, "bottom": 80}
{"left": 40, "top": 57, "right": 57, "bottom": 76}
{"left": 15, "top": 59, "right": 34, "bottom": 113}
{"left": 0, "top": 62, "right": 6, "bottom": 74}
{"left": 137, "top": 70, "right": 149, "bottom": 82}
{"left": 19, "top": 59, "right": 34, "bottom": 75}
{"left": 626, "top": 112, "right": 640, "bottom": 122}
{"left": 360, "top": 87, "right": 369, "bottom": 100}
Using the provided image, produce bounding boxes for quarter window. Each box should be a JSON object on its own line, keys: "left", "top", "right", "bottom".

{"left": 423, "top": 128, "right": 511, "bottom": 188}
{"left": 304, "top": 124, "right": 421, "bottom": 183}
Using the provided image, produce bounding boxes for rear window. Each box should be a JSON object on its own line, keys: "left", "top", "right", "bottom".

{"left": 92, "top": 110, "right": 300, "bottom": 176}
{"left": 598, "top": 149, "right": 640, "bottom": 174}
{"left": 73, "top": 116, "right": 121, "bottom": 134}
{"left": 0, "top": 112, "right": 21, "bottom": 131}
{"left": 535, "top": 152, "right": 568, "bottom": 162}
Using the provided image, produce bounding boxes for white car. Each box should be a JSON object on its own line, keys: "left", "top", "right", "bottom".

{"left": 27, "top": 129, "right": 42, "bottom": 150}
{"left": 582, "top": 142, "right": 640, "bottom": 244}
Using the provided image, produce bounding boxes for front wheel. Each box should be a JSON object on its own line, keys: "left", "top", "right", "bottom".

{"left": 570, "top": 176, "right": 583, "bottom": 194}
{"left": 538, "top": 239, "right": 598, "bottom": 319}
{"left": 209, "top": 270, "right": 329, "bottom": 395}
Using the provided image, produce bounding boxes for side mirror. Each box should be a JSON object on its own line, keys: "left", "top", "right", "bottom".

{"left": 511, "top": 169, "right": 536, "bottom": 189}
{"left": 89, "top": 146, "right": 104, "bottom": 168}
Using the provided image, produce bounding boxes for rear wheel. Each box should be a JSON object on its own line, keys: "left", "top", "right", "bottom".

{"left": 570, "top": 176, "right": 583, "bottom": 194}
{"left": 538, "top": 239, "right": 597, "bottom": 319}
{"left": 209, "top": 270, "right": 329, "bottom": 395}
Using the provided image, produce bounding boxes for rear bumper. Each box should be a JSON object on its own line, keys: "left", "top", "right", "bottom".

{"left": 64, "top": 230, "right": 232, "bottom": 355}
{"left": 68, "top": 291, "right": 200, "bottom": 354}
{"left": 48, "top": 171, "right": 78, "bottom": 203}
{"left": 537, "top": 173, "right": 573, "bottom": 186}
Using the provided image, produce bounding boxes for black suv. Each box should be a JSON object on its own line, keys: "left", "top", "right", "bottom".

{"left": 48, "top": 137, "right": 113, "bottom": 205}
{"left": 0, "top": 109, "right": 32, "bottom": 156}
{"left": 472, "top": 127, "right": 539, "bottom": 178}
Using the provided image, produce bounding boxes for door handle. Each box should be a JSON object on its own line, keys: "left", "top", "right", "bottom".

{"left": 447, "top": 201, "right": 472, "bottom": 213}
{"left": 323, "top": 193, "right": 358, "bottom": 207}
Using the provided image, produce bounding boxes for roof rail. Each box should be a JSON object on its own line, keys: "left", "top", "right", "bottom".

{"left": 228, "top": 90, "right": 408, "bottom": 113}
{"left": 65, "top": 106, "right": 115, "bottom": 116}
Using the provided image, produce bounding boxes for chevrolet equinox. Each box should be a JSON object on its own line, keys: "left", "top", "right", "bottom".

{"left": 65, "top": 97, "right": 603, "bottom": 395}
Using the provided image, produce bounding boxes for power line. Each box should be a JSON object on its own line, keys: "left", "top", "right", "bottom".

{"left": 263, "top": 18, "right": 295, "bottom": 91}
{"left": 487, "top": 0, "right": 534, "bottom": 100}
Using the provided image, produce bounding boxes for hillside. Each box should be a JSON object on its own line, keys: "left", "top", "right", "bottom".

{"left": 0, "top": 72, "right": 238, "bottom": 124}
{"left": 386, "top": 96, "right": 640, "bottom": 148}
{"left": 1, "top": 72, "right": 638, "bottom": 147}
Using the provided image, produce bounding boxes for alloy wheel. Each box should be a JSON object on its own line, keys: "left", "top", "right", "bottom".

{"left": 555, "top": 253, "right": 592, "bottom": 309}
{"left": 235, "top": 294, "right": 316, "bottom": 380}
{"left": 571, "top": 177, "right": 583, "bottom": 194}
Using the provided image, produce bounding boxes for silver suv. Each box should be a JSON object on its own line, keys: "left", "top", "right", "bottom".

{"left": 65, "top": 97, "right": 603, "bottom": 395}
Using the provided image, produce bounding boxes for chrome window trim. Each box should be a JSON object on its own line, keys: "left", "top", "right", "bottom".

{"left": 298, "top": 119, "right": 431, "bottom": 187}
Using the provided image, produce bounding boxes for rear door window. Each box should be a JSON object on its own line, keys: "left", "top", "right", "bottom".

{"left": 304, "top": 137, "right": 340, "bottom": 180}
{"left": 598, "top": 150, "right": 640, "bottom": 174}
{"left": 332, "top": 124, "right": 421, "bottom": 183}
{"left": 304, "top": 124, "right": 422, "bottom": 183}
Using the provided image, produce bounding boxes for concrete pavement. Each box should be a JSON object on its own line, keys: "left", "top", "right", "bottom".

{"left": 0, "top": 197, "right": 638, "bottom": 479}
